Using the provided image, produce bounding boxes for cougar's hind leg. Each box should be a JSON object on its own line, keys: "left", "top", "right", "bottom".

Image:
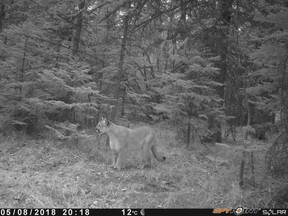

{"left": 140, "top": 148, "right": 147, "bottom": 169}
{"left": 142, "top": 145, "right": 152, "bottom": 169}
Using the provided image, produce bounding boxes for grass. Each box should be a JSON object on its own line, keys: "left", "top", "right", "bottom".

{"left": 0, "top": 126, "right": 287, "bottom": 208}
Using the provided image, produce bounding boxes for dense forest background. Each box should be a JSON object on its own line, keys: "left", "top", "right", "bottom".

{"left": 0, "top": 0, "right": 288, "bottom": 208}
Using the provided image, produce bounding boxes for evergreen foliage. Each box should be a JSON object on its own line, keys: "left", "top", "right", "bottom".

{"left": 0, "top": 0, "right": 287, "bottom": 142}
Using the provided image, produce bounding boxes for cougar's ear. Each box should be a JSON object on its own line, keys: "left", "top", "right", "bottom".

{"left": 106, "top": 120, "right": 110, "bottom": 126}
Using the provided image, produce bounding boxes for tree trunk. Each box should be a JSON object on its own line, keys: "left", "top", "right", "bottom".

{"left": 72, "top": 0, "right": 85, "bottom": 56}
{"left": 239, "top": 151, "right": 245, "bottom": 188}
{"left": 218, "top": 0, "right": 232, "bottom": 100}
{"left": 121, "top": 87, "right": 125, "bottom": 116}
{"left": 240, "top": 70, "right": 251, "bottom": 188}
{"left": 243, "top": 70, "right": 251, "bottom": 139}
{"left": 18, "top": 36, "right": 28, "bottom": 100}
{"left": 111, "top": 14, "right": 129, "bottom": 121}
{"left": 216, "top": 0, "right": 233, "bottom": 142}
{"left": 279, "top": 55, "right": 288, "bottom": 133}
{"left": 186, "top": 115, "right": 191, "bottom": 148}
{"left": 0, "top": 3, "right": 5, "bottom": 32}
{"left": 250, "top": 152, "right": 255, "bottom": 187}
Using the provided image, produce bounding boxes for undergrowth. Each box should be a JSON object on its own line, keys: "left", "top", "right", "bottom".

{"left": 0, "top": 127, "right": 287, "bottom": 208}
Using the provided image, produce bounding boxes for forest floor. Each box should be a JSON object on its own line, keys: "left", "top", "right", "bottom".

{"left": 0, "top": 125, "right": 286, "bottom": 208}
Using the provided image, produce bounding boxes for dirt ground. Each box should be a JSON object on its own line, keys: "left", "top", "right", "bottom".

{"left": 0, "top": 128, "right": 287, "bottom": 208}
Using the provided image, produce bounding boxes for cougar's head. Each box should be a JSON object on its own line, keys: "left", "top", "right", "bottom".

{"left": 95, "top": 117, "right": 110, "bottom": 133}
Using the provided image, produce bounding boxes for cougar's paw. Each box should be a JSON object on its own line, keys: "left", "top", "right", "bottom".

{"left": 142, "top": 164, "right": 151, "bottom": 169}
{"left": 112, "top": 165, "right": 122, "bottom": 171}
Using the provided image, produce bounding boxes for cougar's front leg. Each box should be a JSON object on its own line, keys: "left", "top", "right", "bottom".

{"left": 114, "top": 150, "right": 125, "bottom": 170}
{"left": 111, "top": 150, "right": 119, "bottom": 167}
